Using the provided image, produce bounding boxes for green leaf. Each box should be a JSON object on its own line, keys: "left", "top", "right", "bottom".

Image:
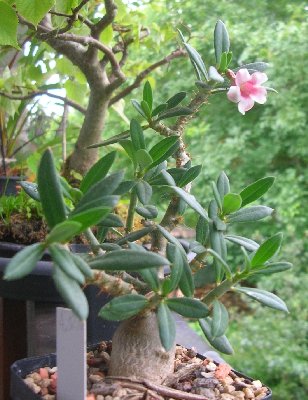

{"left": 53, "top": 267, "right": 88, "bottom": 320}
{"left": 141, "top": 100, "right": 152, "bottom": 120}
{"left": 183, "top": 41, "right": 209, "bottom": 81}
{"left": 139, "top": 268, "right": 160, "bottom": 291}
{"left": 136, "top": 149, "right": 153, "bottom": 170}
{"left": 234, "top": 62, "right": 269, "bottom": 73}
{"left": 166, "top": 243, "right": 184, "bottom": 292}
{"left": 148, "top": 136, "right": 180, "bottom": 169}
{"left": 46, "top": 221, "right": 82, "bottom": 244}
{"left": 171, "top": 186, "right": 209, "bottom": 221}
{"left": 211, "top": 299, "right": 229, "bottom": 338}
{"left": 37, "top": 149, "right": 66, "bottom": 229}
{"left": 113, "top": 180, "right": 136, "bottom": 196}
{"left": 4, "top": 243, "right": 45, "bottom": 280}
{"left": 70, "top": 253, "right": 93, "bottom": 279}
{"left": 143, "top": 81, "right": 153, "bottom": 111}
{"left": 98, "top": 213, "right": 124, "bottom": 227}
{"left": 196, "top": 216, "right": 209, "bottom": 245}
{"left": 89, "top": 250, "right": 169, "bottom": 271}
{"left": 135, "top": 205, "right": 158, "bottom": 219}
{"left": 207, "top": 248, "right": 231, "bottom": 279}
{"left": 218, "top": 52, "right": 228, "bottom": 72}
{"left": 0, "top": 1, "right": 20, "bottom": 48}
{"left": 166, "top": 92, "right": 186, "bottom": 109}
{"left": 240, "top": 177, "right": 275, "bottom": 207}
{"left": 234, "top": 287, "right": 288, "bottom": 312}
{"left": 136, "top": 180, "right": 152, "bottom": 205}
{"left": 99, "top": 294, "right": 148, "bottom": 321}
{"left": 225, "top": 235, "right": 259, "bottom": 252}
{"left": 179, "top": 255, "right": 194, "bottom": 297}
{"left": 216, "top": 172, "right": 230, "bottom": 202}
{"left": 131, "top": 99, "right": 147, "bottom": 119}
{"left": 227, "top": 206, "right": 273, "bottom": 223}
{"left": 157, "top": 303, "right": 176, "bottom": 351}
{"left": 16, "top": 0, "right": 55, "bottom": 26}
{"left": 157, "top": 107, "right": 193, "bottom": 121}
{"left": 130, "top": 119, "right": 145, "bottom": 151}
{"left": 226, "top": 51, "right": 233, "bottom": 66}
{"left": 211, "top": 181, "right": 222, "bottom": 210}
{"left": 251, "top": 233, "right": 283, "bottom": 267}
{"left": 214, "top": 20, "right": 230, "bottom": 64}
{"left": 252, "top": 261, "right": 292, "bottom": 275}
{"left": 19, "top": 181, "right": 40, "bottom": 201}
{"left": 49, "top": 244, "right": 85, "bottom": 285}
{"left": 152, "top": 103, "right": 168, "bottom": 117}
{"left": 222, "top": 193, "right": 242, "bottom": 214}
{"left": 199, "top": 317, "right": 233, "bottom": 355}
{"left": 69, "top": 207, "right": 110, "bottom": 231}
{"left": 116, "top": 227, "right": 154, "bottom": 245}
{"left": 166, "top": 298, "right": 209, "bottom": 318}
{"left": 160, "top": 169, "right": 176, "bottom": 186}
{"left": 99, "top": 23, "right": 113, "bottom": 44}
{"left": 80, "top": 151, "right": 116, "bottom": 194}
{"left": 178, "top": 165, "right": 202, "bottom": 187}
{"left": 156, "top": 225, "right": 185, "bottom": 255}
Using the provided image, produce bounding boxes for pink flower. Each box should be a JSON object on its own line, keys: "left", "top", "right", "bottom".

{"left": 227, "top": 68, "right": 268, "bottom": 115}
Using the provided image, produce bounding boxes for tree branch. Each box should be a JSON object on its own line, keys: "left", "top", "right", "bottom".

{"left": 109, "top": 48, "right": 186, "bottom": 105}
{"left": 93, "top": 0, "right": 117, "bottom": 35}
{"left": 0, "top": 90, "right": 86, "bottom": 114}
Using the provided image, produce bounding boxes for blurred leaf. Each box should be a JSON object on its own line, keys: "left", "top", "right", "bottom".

{"left": 71, "top": 253, "right": 93, "bottom": 279}
{"left": 234, "top": 287, "right": 288, "bottom": 312}
{"left": 212, "top": 299, "right": 229, "bottom": 338}
{"left": 99, "top": 294, "right": 148, "bottom": 321}
{"left": 141, "top": 100, "right": 152, "bottom": 120}
{"left": 68, "top": 207, "right": 110, "bottom": 231}
{"left": 0, "top": 2, "right": 19, "bottom": 48}
{"left": 46, "top": 221, "right": 82, "bottom": 244}
{"left": 209, "top": 66, "right": 224, "bottom": 82}
{"left": 16, "top": 0, "right": 54, "bottom": 27}
{"left": 98, "top": 213, "right": 124, "bottom": 228}
{"left": 157, "top": 303, "right": 176, "bottom": 351}
{"left": 166, "top": 91, "right": 186, "bottom": 109}
{"left": 199, "top": 317, "right": 233, "bottom": 355}
{"left": 171, "top": 186, "right": 208, "bottom": 220}
{"left": 136, "top": 149, "right": 153, "bottom": 170}
{"left": 152, "top": 103, "right": 168, "bottom": 117}
{"left": 217, "top": 172, "right": 230, "bottom": 201}
{"left": 157, "top": 106, "right": 193, "bottom": 121}
{"left": 166, "top": 243, "right": 184, "bottom": 291}
{"left": 225, "top": 235, "right": 259, "bottom": 252}
{"left": 135, "top": 204, "right": 158, "bottom": 219}
{"left": 214, "top": 20, "right": 230, "bottom": 64}
{"left": 148, "top": 136, "right": 180, "bottom": 169}
{"left": 233, "top": 62, "right": 269, "bottom": 73}
{"left": 196, "top": 216, "right": 209, "bottom": 245}
{"left": 143, "top": 81, "right": 153, "bottom": 111}
{"left": 211, "top": 181, "right": 222, "bottom": 210}
{"left": 116, "top": 227, "right": 154, "bottom": 245}
{"left": 136, "top": 180, "right": 152, "bottom": 204}
{"left": 131, "top": 99, "right": 147, "bottom": 119}
{"left": 20, "top": 181, "right": 40, "bottom": 201}
{"left": 252, "top": 261, "right": 293, "bottom": 275}
{"left": 179, "top": 254, "right": 194, "bottom": 297}
{"left": 130, "top": 119, "right": 145, "bottom": 151}
{"left": 178, "top": 165, "right": 202, "bottom": 187}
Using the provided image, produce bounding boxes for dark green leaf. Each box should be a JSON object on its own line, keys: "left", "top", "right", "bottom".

{"left": 99, "top": 294, "right": 148, "bottom": 321}
{"left": 178, "top": 165, "right": 202, "bottom": 187}
{"left": 166, "top": 243, "right": 184, "bottom": 291}
{"left": 212, "top": 299, "right": 229, "bottom": 338}
{"left": 251, "top": 233, "right": 283, "bottom": 267}
{"left": 183, "top": 42, "right": 209, "bottom": 80}
{"left": 152, "top": 103, "right": 168, "bottom": 117}
{"left": 53, "top": 267, "right": 88, "bottom": 320}
{"left": 89, "top": 249, "right": 169, "bottom": 271}
{"left": 143, "top": 81, "right": 153, "bottom": 110}
{"left": 240, "top": 177, "right": 275, "bottom": 207}
{"left": 136, "top": 149, "right": 153, "bottom": 170}
{"left": 148, "top": 136, "right": 180, "bottom": 169}
{"left": 20, "top": 181, "right": 40, "bottom": 201}
{"left": 4, "top": 243, "right": 45, "bottom": 280}
{"left": 179, "top": 255, "right": 194, "bottom": 297}
{"left": 214, "top": 20, "right": 230, "bottom": 64}
{"left": 222, "top": 193, "right": 242, "bottom": 214}
{"left": 211, "top": 181, "right": 222, "bottom": 210}
{"left": 71, "top": 196, "right": 118, "bottom": 215}
{"left": 193, "top": 265, "right": 216, "bottom": 287}
{"left": 234, "top": 287, "right": 288, "bottom": 312}
{"left": 225, "top": 235, "right": 259, "bottom": 252}
{"left": 166, "top": 92, "right": 187, "bottom": 109}
{"left": 116, "top": 227, "right": 154, "bottom": 245}
{"left": 157, "top": 107, "right": 193, "bottom": 121}
{"left": 100, "top": 243, "right": 122, "bottom": 251}
{"left": 199, "top": 317, "right": 233, "bottom": 355}
{"left": 208, "top": 199, "right": 218, "bottom": 219}
{"left": 113, "top": 180, "right": 136, "bottom": 195}
{"left": 68, "top": 207, "right": 110, "bottom": 231}
{"left": 166, "top": 298, "right": 209, "bottom": 318}
{"left": 98, "top": 213, "right": 124, "bottom": 227}
{"left": 196, "top": 216, "right": 209, "bottom": 245}
{"left": 49, "top": 244, "right": 85, "bottom": 284}
{"left": 207, "top": 248, "right": 231, "bottom": 279}
{"left": 80, "top": 151, "right": 116, "bottom": 194}
{"left": 136, "top": 180, "right": 152, "bottom": 205}
{"left": 157, "top": 303, "right": 176, "bottom": 351}
{"left": 144, "top": 161, "right": 167, "bottom": 181}
{"left": 227, "top": 206, "right": 273, "bottom": 223}
{"left": 252, "top": 261, "right": 292, "bottom": 275}
{"left": 171, "top": 186, "right": 208, "bottom": 220}
{"left": 161, "top": 169, "right": 176, "bottom": 186}
{"left": 70, "top": 253, "right": 93, "bottom": 279}
{"left": 156, "top": 225, "right": 186, "bottom": 255}
{"left": 131, "top": 99, "right": 147, "bottom": 119}
{"left": 119, "top": 139, "right": 137, "bottom": 165}
{"left": 141, "top": 100, "right": 152, "bottom": 120}
{"left": 46, "top": 221, "right": 82, "bottom": 244}
{"left": 37, "top": 149, "right": 66, "bottom": 228}
{"left": 138, "top": 268, "right": 160, "bottom": 291}
{"left": 135, "top": 205, "right": 158, "bottom": 219}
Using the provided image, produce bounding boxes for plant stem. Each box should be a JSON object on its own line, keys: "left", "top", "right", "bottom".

{"left": 125, "top": 189, "right": 138, "bottom": 233}
{"left": 202, "top": 277, "right": 240, "bottom": 306}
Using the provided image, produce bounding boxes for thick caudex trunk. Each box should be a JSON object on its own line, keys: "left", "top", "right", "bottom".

{"left": 64, "top": 90, "right": 110, "bottom": 177}
{"left": 108, "top": 312, "right": 176, "bottom": 384}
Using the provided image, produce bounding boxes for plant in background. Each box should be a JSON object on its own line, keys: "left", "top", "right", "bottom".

{"left": 3, "top": 18, "right": 292, "bottom": 395}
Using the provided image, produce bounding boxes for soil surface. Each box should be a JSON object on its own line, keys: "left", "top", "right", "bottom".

{"left": 23, "top": 342, "right": 269, "bottom": 400}
{"left": 0, "top": 214, "right": 48, "bottom": 244}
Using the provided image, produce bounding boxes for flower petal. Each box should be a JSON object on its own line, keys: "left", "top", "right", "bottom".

{"left": 235, "top": 69, "right": 251, "bottom": 86}
{"left": 250, "top": 87, "right": 267, "bottom": 104}
{"left": 238, "top": 97, "right": 254, "bottom": 115}
{"left": 251, "top": 72, "right": 268, "bottom": 85}
{"left": 227, "top": 86, "right": 241, "bottom": 103}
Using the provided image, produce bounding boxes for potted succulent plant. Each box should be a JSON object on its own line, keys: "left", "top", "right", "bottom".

{"left": 4, "top": 21, "right": 291, "bottom": 400}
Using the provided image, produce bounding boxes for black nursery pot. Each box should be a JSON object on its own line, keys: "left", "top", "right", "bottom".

{"left": 0, "top": 176, "right": 23, "bottom": 196}
{"left": 10, "top": 350, "right": 272, "bottom": 400}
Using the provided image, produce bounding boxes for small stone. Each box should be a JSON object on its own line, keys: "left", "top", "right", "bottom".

{"left": 222, "top": 376, "right": 234, "bottom": 385}
{"left": 30, "top": 372, "right": 42, "bottom": 384}
{"left": 39, "top": 368, "right": 49, "bottom": 379}
{"left": 105, "top": 396, "right": 113, "bottom": 400}
{"left": 24, "top": 380, "right": 41, "bottom": 394}
{"left": 96, "top": 396, "right": 104, "bottom": 400}
{"left": 223, "top": 385, "right": 236, "bottom": 393}
{"left": 206, "top": 362, "right": 217, "bottom": 371}
{"left": 113, "top": 388, "right": 127, "bottom": 397}
{"left": 89, "top": 374, "right": 104, "bottom": 384}
{"left": 215, "top": 363, "right": 232, "bottom": 380}
{"left": 49, "top": 367, "right": 57, "bottom": 374}
{"left": 201, "top": 371, "right": 215, "bottom": 378}
{"left": 243, "top": 387, "right": 255, "bottom": 398}
{"left": 233, "top": 391, "right": 245, "bottom": 400}
{"left": 221, "top": 394, "right": 235, "bottom": 400}
{"left": 187, "top": 348, "right": 197, "bottom": 358}
{"left": 194, "top": 388, "right": 216, "bottom": 399}
{"left": 40, "top": 378, "right": 52, "bottom": 388}
{"left": 255, "top": 394, "right": 267, "bottom": 400}
{"left": 252, "top": 380, "right": 262, "bottom": 389}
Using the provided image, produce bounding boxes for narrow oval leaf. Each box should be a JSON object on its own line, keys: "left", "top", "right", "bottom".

{"left": 183, "top": 42, "right": 209, "bottom": 81}
{"left": 46, "top": 221, "right": 82, "bottom": 244}
{"left": 166, "top": 92, "right": 186, "bottom": 109}
{"left": 212, "top": 299, "right": 229, "bottom": 338}
{"left": 19, "top": 181, "right": 40, "bottom": 201}
{"left": 71, "top": 253, "right": 93, "bottom": 279}
{"left": 114, "top": 180, "right": 136, "bottom": 195}
{"left": 136, "top": 180, "right": 152, "bottom": 205}
{"left": 148, "top": 137, "right": 180, "bottom": 169}
{"left": 214, "top": 20, "right": 230, "bottom": 64}
{"left": 120, "top": 139, "right": 137, "bottom": 165}
{"left": 251, "top": 233, "right": 283, "bottom": 267}
{"left": 234, "top": 287, "right": 288, "bottom": 312}
{"left": 166, "top": 298, "right": 209, "bottom": 318}
{"left": 240, "top": 177, "right": 275, "bottom": 207}
{"left": 157, "top": 303, "right": 176, "bottom": 351}
{"left": 116, "top": 227, "right": 154, "bottom": 245}
{"left": 89, "top": 250, "right": 169, "bottom": 271}
{"left": 143, "top": 81, "right": 153, "bottom": 111}
{"left": 227, "top": 206, "right": 273, "bottom": 223}
{"left": 178, "top": 165, "right": 202, "bottom": 187}
{"left": 99, "top": 294, "right": 148, "bottom": 321}
{"left": 157, "top": 107, "right": 193, "bottom": 121}
{"left": 199, "top": 317, "right": 234, "bottom": 355}
{"left": 152, "top": 103, "right": 168, "bottom": 117}
{"left": 37, "top": 149, "right": 66, "bottom": 229}
{"left": 138, "top": 268, "right": 160, "bottom": 291}
{"left": 69, "top": 207, "right": 110, "bottom": 231}
{"left": 171, "top": 186, "right": 208, "bottom": 221}
{"left": 80, "top": 151, "right": 116, "bottom": 194}
{"left": 53, "top": 267, "right": 89, "bottom": 320}
{"left": 136, "top": 149, "right": 153, "bottom": 170}
{"left": 222, "top": 193, "right": 242, "bottom": 215}
{"left": 98, "top": 213, "right": 124, "bottom": 227}
{"left": 179, "top": 255, "right": 194, "bottom": 297}
{"left": 131, "top": 99, "right": 147, "bottom": 119}
{"left": 225, "top": 235, "right": 259, "bottom": 252}
{"left": 211, "top": 181, "right": 222, "bottom": 210}
{"left": 141, "top": 100, "right": 152, "bottom": 120}
{"left": 207, "top": 248, "right": 232, "bottom": 279}
{"left": 4, "top": 243, "right": 45, "bottom": 280}
{"left": 252, "top": 261, "right": 292, "bottom": 275}
{"left": 135, "top": 205, "right": 158, "bottom": 219}
{"left": 166, "top": 243, "right": 184, "bottom": 291}
{"left": 196, "top": 216, "right": 209, "bottom": 245}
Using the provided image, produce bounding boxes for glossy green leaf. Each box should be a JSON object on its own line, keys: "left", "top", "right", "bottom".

{"left": 37, "top": 149, "right": 66, "bottom": 229}
{"left": 69, "top": 207, "right": 110, "bottom": 231}
{"left": 0, "top": 1, "right": 19, "bottom": 48}
{"left": 240, "top": 177, "right": 275, "bottom": 207}
{"left": 53, "top": 267, "right": 88, "bottom": 320}
{"left": 80, "top": 151, "right": 116, "bottom": 194}
{"left": 171, "top": 186, "right": 208, "bottom": 220}
{"left": 252, "top": 261, "right": 292, "bottom": 275}
{"left": 234, "top": 287, "right": 288, "bottom": 312}
{"left": 136, "top": 180, "right": 152, "bottom": 205}
{"left": 131, "top": 99, "right": 147, "bottom": 119}
{"left": 89, "top": 249, "right": 169, "bottom": 271}
{"left": 212, "top": 299, "right": 229, "bottom": 338}
{"left": 157, "top": 107, "right": 193, "bottom": 121}
{"left": 46, "top": 221, "right": 82, "bottom": 244}
{"left": 136, "top": 149, "right": 153, "bottom": 170}
{"left": 99, "top": 294, "right": 148, "bottom": 321}
{"left": 222, "top": 193, "right": 242, "bottom": 214}
{"left": 157, "top": 303, "right": 176, "bottom": 351}
{"left": 135, "top": 205, "right": 158, "bottom": 219}
{"left": 196, "top": 216, "right": 209, "bottom": 245}
{"left": 225, "top": 235, "right": 259, "bottom": 252}
{"left": 143, "top": 81, "right": 153, "bottom": 111}
{"left": 166, "top": 298, "right": 209, "bottom": 318}
{"left": 199, "top": 317, "right": 233, "bottom": 355}
{"left": 227, "top": 206, "right": 273, "bottom": 223}
{"left": 251, "top": 233, "right": 283, "bottom": 267}
{"left": 214, "top": 20, "right": 230, "bottom": 64}
{"left": 19, "top": 181, "right": 40, "bottom": 201}
{"left": 4, "top": 243, "right": 45, "bottom": 280}
{"left": 178, "top": 165, "right": 202, "bottom": 187}
{"left": 16, "top": 0, "right": 54, "bottom": 26}
{"left": 49, "top": 244, "right": 85, "bottom": 285}
{"left": 166, "top": 92, "right": 186, "bottom": 109}
{"left": 130, "top": 119, "right": 145, "bottom": 151}
{"left": 148, "top": 136, "right": 180, "bottom": 169}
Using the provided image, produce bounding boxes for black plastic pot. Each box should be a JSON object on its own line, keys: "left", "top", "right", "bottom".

{"left": 0, "top": 176, "right": 23, "bottom": 196}
{"left": 10, "top": 349, "right": 272, "bottom": 400}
